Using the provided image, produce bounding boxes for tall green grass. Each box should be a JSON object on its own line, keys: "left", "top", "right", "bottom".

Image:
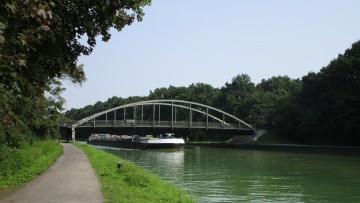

{"left": 0, "top": 141, "right": 63, "bottom": 197}
{"left": 74, "top": 143, "right": 196, "bottom": 203}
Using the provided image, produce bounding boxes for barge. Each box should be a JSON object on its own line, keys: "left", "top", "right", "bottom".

{"left": 87, "top": 133, "right": 185, "bottom": 149}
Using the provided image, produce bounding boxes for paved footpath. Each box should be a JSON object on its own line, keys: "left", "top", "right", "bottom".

{"left": 1, "top": 143, "right": 104, "bottom": 203}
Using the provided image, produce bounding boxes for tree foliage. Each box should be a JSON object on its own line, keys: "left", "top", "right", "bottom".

{"left": 272, "top": 41, "right": 360, "bottom": 145}
{"left": 216, "top": 74, "right": 255, "bottom": 118}
{"left": 0, "top": 0, "right": 150, "bottom": 147}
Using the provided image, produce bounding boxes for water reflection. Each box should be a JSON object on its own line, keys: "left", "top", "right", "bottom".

{"left": 103, "top": 147, "right": 185, "bottom": 184}
{"left": 99, "top": 145, "right": 360, "bottom": 203}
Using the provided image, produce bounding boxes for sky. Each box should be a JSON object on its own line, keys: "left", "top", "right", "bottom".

{"left": 61, "top": 0, "right": 360, "bottom": 110}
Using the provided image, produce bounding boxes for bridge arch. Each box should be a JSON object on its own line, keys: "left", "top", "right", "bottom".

{"left": 69, "top": 100, "right": 254, "bottom": 141}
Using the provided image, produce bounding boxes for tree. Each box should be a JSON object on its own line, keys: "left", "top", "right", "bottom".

{"left": 1, "top": 0, "right": 150, "bottom": 96}
{"left": 188, "top": 83, "right": 220, "bottom": 106}
{"left": 252, "top": 76, "right": 301, "bottom": 128}
{"left": 0, "top": 0, "right": 151, "bottom": 146}
{"left": 216, "top": 74, "right": 255, "bottom": 120}
{"left": 257, "top": 76, "right": 301, "bottom": 97}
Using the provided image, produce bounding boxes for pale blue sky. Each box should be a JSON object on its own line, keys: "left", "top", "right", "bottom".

{"left": 61, "top": 0, "right": 360, "bottom": 110}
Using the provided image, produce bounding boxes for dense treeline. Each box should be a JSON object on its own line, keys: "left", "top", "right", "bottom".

{"left": 66, "top": 41, "right": 360, "bottom": 146}
{"left": 272, "top": 41, "right": 360, "bottom": 146}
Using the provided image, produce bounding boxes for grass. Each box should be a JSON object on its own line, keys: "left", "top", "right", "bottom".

{"left": 0, "top": 140, "right": 63, "bottom": 198}
{"left": 74, "top": 142, "right": 195, "bottom": 203}
{"left": 254, "top": 130, "right": 295, "bottom": 145}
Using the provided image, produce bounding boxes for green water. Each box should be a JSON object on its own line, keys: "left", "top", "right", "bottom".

{"left": 103, "top": 146, "right": 360, "bottom": 202}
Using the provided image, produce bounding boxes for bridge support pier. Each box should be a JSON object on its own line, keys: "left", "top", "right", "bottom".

{"left": 71, "top": 127, "right": 76, "bottom": 142}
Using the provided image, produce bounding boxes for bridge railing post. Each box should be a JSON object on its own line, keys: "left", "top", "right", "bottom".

{"left": 222, "top": 114, "right": 225, "bottom": 130}
{"left": 123, "top": 108, "right": 126, "bottom": 122}
{"left": 141, "top": 105, "right": 144, "bottom": 124}
{"left": 158, "top": 104, "right": 161, "bottom": 124}
{"left": 206, "top": 108, "right": 209, "bottom": 130}
{"left": 114, "top": 110, "right": 116, "bottom": 127}
{"left": 134, "top": 105, "right": 136, "bottom": 127}
{"left": 189, "top": 104, "right": 192, "bottom": 129}
{"left": 171, "top": 102, "right": 174, "bottom": 129}
{"left": 153, "top": 102, "right": 155, "bottom": 128}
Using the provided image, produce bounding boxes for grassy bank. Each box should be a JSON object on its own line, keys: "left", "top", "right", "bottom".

{"left": 0, "top": 141, "right": 63, "bottom": 198}
{"left": 254, "top": 130, "right": 295, "bottom": 144}
{"left": 74, "top": 142, "right": 195, "bottom": 203}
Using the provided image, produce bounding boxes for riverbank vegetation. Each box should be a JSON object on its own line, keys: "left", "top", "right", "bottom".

{"left": 0, "top": 141, "right": 63, "bottom": 198}
{"left": 254, "top": 131, "right": 295, "bottom": 145}
{"left": 74, "top": 142, "right": 195, "bottom": 203}
{"left": 0, "top": 1, "right": 151, "bottom": 189}
{"left": 66, "top": 41, "right": 360, "bottom": 146}
{"left": 0, "top": 2, "right": 150, "bottom": 147}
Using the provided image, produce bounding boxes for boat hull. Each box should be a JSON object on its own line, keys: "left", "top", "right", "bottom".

{"left": 87, "top": 139, "right": 185, "bottom": 150}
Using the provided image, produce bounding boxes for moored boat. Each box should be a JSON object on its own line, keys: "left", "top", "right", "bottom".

{"left": 87, "top": 133, "right": 185, "bottom": 149}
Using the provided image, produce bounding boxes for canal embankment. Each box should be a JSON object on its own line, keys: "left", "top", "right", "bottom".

{"left": 74, "top": 142, "right": 195, "bottom": 203}
{"left": 187, "top": 143, "right": 360, "bottom": 156}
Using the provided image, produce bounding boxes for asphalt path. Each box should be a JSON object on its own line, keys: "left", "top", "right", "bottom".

{"left": 1, "top": 143, "right": 104, "bottom": 203}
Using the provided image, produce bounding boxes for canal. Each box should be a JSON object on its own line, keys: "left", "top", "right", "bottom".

{"left": 101, "top": 146, "right": 360, "bottom": 202}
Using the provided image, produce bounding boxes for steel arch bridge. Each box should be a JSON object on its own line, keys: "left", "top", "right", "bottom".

{"left": 66, "top": 100, "right": 254, "bottom": 141}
